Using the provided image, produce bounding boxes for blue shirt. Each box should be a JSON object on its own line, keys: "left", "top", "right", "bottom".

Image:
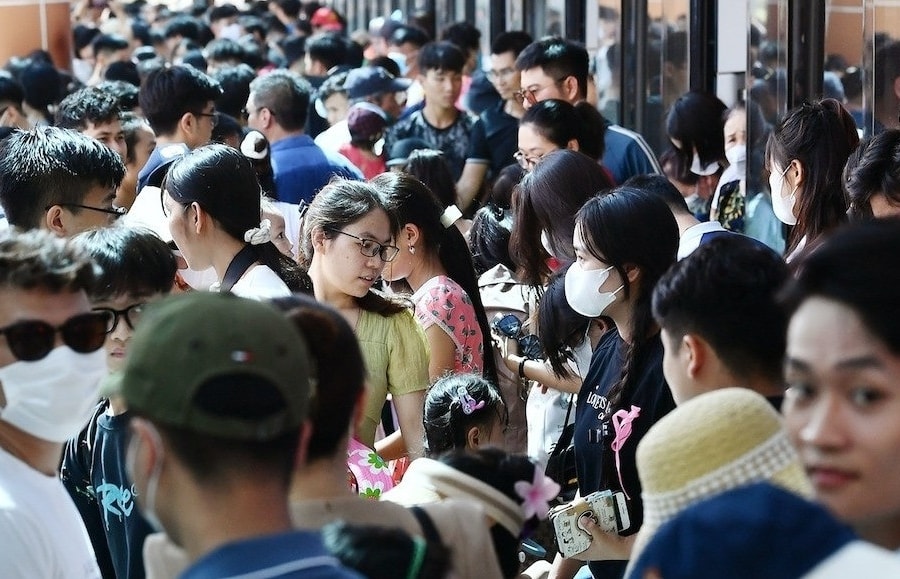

{"left": 601, "top": 124, "right": 662, "bottom": 185}
{"left": 181, "top": 530, "right": 363, "bottom": 579}
{"left": 270, "top": 135, "right": 363, "bottom": 205}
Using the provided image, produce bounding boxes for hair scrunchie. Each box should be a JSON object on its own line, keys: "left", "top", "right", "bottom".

{"left": 244, "top": 219, "right": 272, "bottom": 245}
{"left": 440, "top": 204, "right": 462, "bottom": 228}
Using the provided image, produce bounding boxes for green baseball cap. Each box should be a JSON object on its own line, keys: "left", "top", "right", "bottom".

{"left": 110, "top": 292, "right": 315, "bottom": 441}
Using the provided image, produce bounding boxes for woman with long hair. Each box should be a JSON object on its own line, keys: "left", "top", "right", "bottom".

{"left": 374, "top": 172, "right": 498, "bottom": 385}
{"left": 766, "top": 98, "right": 859, "bottom": 260}
{"left": 552, "top": 186, "right": 679, "bottom": 578}
{"left": 300, "top": 179, "right": 429, "bottom": 460}
{"left": 162, "top": 144, "right": 309, "bottom": 298}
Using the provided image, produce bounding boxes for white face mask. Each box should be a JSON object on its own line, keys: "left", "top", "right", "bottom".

{"left": 0, "top": 346, "right": 106, "bottom": 443}
{"left": 725, "top": 144, "right": 747, "bottom": 174}
{"left": 126, "top": 423, "right": 165, "bottom": 532}
{"left": 691, "top": 152, "right": 720, "bottom": 176}
{"left": 564, "top": 261, "right": 624, "bottom": 318}
{"left": 219, "top": 22, "right": 242, "bottom": 41}
{"left": 769, "top": 164, "right": 798, "bottom": 225}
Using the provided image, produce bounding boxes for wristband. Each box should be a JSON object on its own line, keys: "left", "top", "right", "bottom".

{"left": 518, "top": 358, "right": 527, "bottom": 379}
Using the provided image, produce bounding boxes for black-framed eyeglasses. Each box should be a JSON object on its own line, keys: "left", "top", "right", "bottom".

{"left": 324, "top": 227, "right": 400, "bottom": 262}
{"left": 0, "top": 312, "right": 109, "bottom": 361}
{"left": 194, "top": 110, "right": 220, "bottom": 127}
{"left": 45, "top": 203, "right": 127, "bottom": 218}
{"left": 513, "top": 150, "right": 545, "bottom": 170}
{"left": 93, "top": 303, "right": 147, "bottom": 334}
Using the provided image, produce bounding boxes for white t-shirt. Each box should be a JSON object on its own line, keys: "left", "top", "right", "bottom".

{"left": 229, "top": 264, "right": 292, "bottom": 299}
{"left": 314, "top": 120, "right": 350, "bottom": 153}
{"left": 0, "top": 447, "right": 101, "bottom": 578}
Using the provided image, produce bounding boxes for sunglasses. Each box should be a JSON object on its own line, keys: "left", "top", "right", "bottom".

{"left": 0, "top": 312, "right": 109, "bottom": 361}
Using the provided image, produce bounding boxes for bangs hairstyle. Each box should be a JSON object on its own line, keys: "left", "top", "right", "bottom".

{"left": 665, "top": 91, "right": 728, "bottom": 179}
{"left": 576, "top": 187, "right": 678, "bottom": 405}
{"left": 417, "top": 41, "right": 466, "bottom": 74}
{"left": 73, "top": 226, "right": 177, "bottom": 303}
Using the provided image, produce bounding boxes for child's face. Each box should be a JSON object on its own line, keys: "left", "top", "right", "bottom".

{"left": 262, "top": 208, "right": 293, "bottom": 258}
{"left": 92, "top": 293, "right": 162, "bottom": 372}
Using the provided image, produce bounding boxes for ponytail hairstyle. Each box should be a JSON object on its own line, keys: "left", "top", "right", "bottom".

{"left": 766, "top": 98, "right": 860, "bottom": 254}
{"left": 575, "top": 187, "right": 678, "bottom": 407}
{"left": 374, "top": 171, "right": 499, "bottom": 385}
{"left": 520, "top": 98, "right": 606, "bottom": 161}
{"left": 423, "top": 373, "right": 507, "bottom": 456}
{"left": 300, "top": 178, "right": 407, "bottom": 316}
{"left": 163, "top": 143, "right": 311, "bottom": 292}
{"left": 404, "top": 148, "right": 457, "bottom": 209}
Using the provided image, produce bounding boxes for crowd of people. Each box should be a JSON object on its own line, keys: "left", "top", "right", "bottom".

{"left": 1, "top": 1, "right": 900, "bottom": 579}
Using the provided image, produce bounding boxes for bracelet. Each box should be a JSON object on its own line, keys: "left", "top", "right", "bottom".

{"left": 518, "top": 358, "right": 527, "bottom": 379}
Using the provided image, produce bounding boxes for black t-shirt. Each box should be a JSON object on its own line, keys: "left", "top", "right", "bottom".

{"left": 574, "top": 330, "right": 675, "bottom": 579}
{"left": 466, "top": 100, "right": 520, "bottom": 179}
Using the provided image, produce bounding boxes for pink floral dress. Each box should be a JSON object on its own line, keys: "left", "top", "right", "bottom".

{"left": 411, "top": 275, "right": 484, "bottom": 375}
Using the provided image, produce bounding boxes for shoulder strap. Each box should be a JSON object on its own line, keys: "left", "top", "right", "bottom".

{"left": 549, "top": 395, "right": 576, "bottom": 457}
{"left": 409, "top": 505, "right": 442, "bottom": 544}
{"left": 220, "top": 245, "right": 258, "bottom": 292}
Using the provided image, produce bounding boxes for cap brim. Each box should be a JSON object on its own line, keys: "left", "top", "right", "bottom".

{"left": 390, "top": 78, "right": 412, "bottom": 92}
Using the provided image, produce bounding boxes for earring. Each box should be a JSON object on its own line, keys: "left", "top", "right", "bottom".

{"left": 409, "top": 245, "right": 416, "bottom": 255}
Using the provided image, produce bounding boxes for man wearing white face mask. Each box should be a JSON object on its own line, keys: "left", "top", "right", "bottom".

{"left": 0, "top": 229, "right": 109, "bottom": 578}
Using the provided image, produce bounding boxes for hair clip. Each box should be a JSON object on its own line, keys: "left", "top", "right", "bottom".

{"left": 514, "top": 465, "right": 561, "bottom": 521}
{"left": 456, "top": 386, "right": 485, "bottom": 415}
{"left": 244, "top": 219, "right": 271, "bottom": 245}
{"left": 440, "top": 204, "right": 462, "bottom": 228}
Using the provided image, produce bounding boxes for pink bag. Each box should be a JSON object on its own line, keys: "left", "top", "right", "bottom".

{"left": 346, "top": 437, "right": 394, "bottom": 499}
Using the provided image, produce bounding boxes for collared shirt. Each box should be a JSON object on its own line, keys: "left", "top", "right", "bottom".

{"left": 270, "top": 134, "right": 363, "bottom": 205}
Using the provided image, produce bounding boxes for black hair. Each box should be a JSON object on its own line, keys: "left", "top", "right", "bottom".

{"left": 163, "top": 144, "right": 310, "bottom": 292}
{"left": 272, "top": 0, "right": 301, "bottom": 18}
{"left": 104, "top": 61, "right": 141, "bottom": 87}
{"left": 438, "top": 448, "right": 545, "bottom": 578}
{"left": 73, "top": 24, "right": 101, "bottom": 55}
{"left": 874, "top": 41, "right": 900, "bottom": 102}
{"left": 623, "top": 173, "right": 691, "bottom": 215}
{"left": 91, "top": 33, "right": 129, "bottom": 58}
{"left": 120, "top": 112, "right": 150, "bottom": 165}
{"left": 164, "top": 15, "right": 202, "bottom": 41}
{"left": 205, "top": 38, "right": 247, "bottom": 66}
{"left": 368, "top": 56, "right": 401, "bottom": 79}
{"left": 301, "top": 179, "right": 407, "bottom": 317}
{"left": 440, "top": 22, "right": 480, "bottom": 52}
{"left": 211, "top": 63, "right": 255, "bottom": 119}
{"left": 374, "top": 171, "right": 499, "bottom": 385}
{"left": 665, "top": 91, "right": 728, "bottom": 181}
{"left": 248, "top": 70, "right": 310, "bottom": 132}
{"left": 390, "top": 25, "right": 431, "bottom": 49}
{"left": 138, "top": 64, "right": 222, "bottom": 136}
{"left": 322, "top": 521, "right": 451, "bottom": 579}
{"left": 766, "top": 98, "right": 859, "bottom": 255}
{"left": 55, "top": 86, "right": 121, "bottom": 131}
{"left": 520, "top": 99, "right": 606, "bottom": 161}
{"left": 280, "top": 35, "right": 306, "bottom": 66}
{"left": 844, "top": 129, "right": 900, "bottom": 220}
{"left": 180, "top": 48, "right": 208, "bottom": 73}
{"left": 417, "top": 41, "right": 466, "bottom": 75}
{"left": 19, "top": 61, "right": 63, "bottom": 116}
{"left": 404, "top": 149, "right": 456, "bottom": 208}
{"left": 271, "top": 294, "right": 366, "bottom": 462}
{"left": 0, "top": 126, "right": 125, "bottom": 230}
{"left": 653, "top": 235, "right": 789, "bottom": 385}
{"left": 424, "top": 373, "right": 507, "bottom": 456}
{"left": 575, "top": 186, "right": 679, "bottom": 407}
{"left": 97, "top": 79, "right": 140, "bottom": 115}
{"left": 0, "top": 72, "right": 24, "bottom": 107}
{"left": 211, "top": 112, "right": 242, "bottom": 144}
{"left": 515, "top": 37, "right": 589, "bottom": 99}
{"left": 489, "top": 163, "right": 524, "bottom": 210}
{"left": 491, "top": 31, "right": 533, "bottom": 57}
{"left": 470, "top": 204, "right": 515, "bottom": 275}
{"left": 780, "top": 219, "right": 900, "bottom": 355}
{"left": 306, "top": 32, "right": 349, "bottom": 71}
{"left": 73, "top": 226, "right": 177, "bottom": 302}
{"left": 511, "top": 149, "right": 615, "bottom": 287}
{"left": 315, "top": 70, "right": 349, "bottom": 102}
{"left": 538, "top": 265, "right": 590, "bottom": 379}
{"left": 208, "top": 3, "right": 240, "bottom": 22}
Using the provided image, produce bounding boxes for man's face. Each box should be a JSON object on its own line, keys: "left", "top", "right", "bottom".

{"left": 488, "top": 51, "right": 521, "bottom": 101}
{"left": 397, "top": 42, "right": 421, "bottom": 78}
{"left": 189, "top": 101, "right": 217, "bottom": 149}
{"left": 83, "top": 118, "right": 127, "bottom": 160}
{"left": 323, "top": 92, "right": 350, "bottom": 126}
{"left": 244, "top": 94, "right": 264, "bottom": 132}
{"left": 0, "top": 287, "right": 91, "bottom": 370}
{"left": 518, "top": 67, "right": 568, "bottom": 109}
{"left": 419, "top": 68, "right": 462, "bottom": 111}
{"left": 52, "top": 184, "right": 120, "bottom": 236}
{"left": 92, "top": 292, "right": 162, "bottom": 372}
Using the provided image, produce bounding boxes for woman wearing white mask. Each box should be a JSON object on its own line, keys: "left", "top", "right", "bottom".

{"left": 765, "top": 98, "right": 859, "bottom": 262}
{"left": 665, "top": 91, "right": 728, "bottom": 221}
{"left": 549, "top": 187, "right": 679, "bottom": 579}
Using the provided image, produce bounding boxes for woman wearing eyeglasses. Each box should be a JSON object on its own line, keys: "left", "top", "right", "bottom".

{"left": 162, "top": 144, "right": 310, "bottom": 299}
{"left": 301, "top": 179, "right": 430, "bottom": 461}
{"left": 515, "top": 99, "right": 608, "bottom": 176}
{"left": 374, "top": 172, "right": 497, "bottom": 387}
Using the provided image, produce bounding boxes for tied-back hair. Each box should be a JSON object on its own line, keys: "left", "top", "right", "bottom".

{"left": 510, "top": 149, "right": 615, "bottom": 287}
{"left": 301, "top": 178, "right": 407, "bottom": 317}
{"left": 374, "top": 172, "right": 499, "bottom": 385}
{"left": 575, "top": 187, "right": 678, "bottom": 407}
{"left": 423, "top": 373, "right": 507, "bottom": 456}
{"left": 844, "top": 129, "right": 900, "bottom": 220}
{"left": 520, "top": 99, "right": 607, "bottom": 161}
{"left": 163, "top": 144, "right": 311, "bottom": 293}
{"left": 766, "top": 98, "right": 859, "bottom": 255}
